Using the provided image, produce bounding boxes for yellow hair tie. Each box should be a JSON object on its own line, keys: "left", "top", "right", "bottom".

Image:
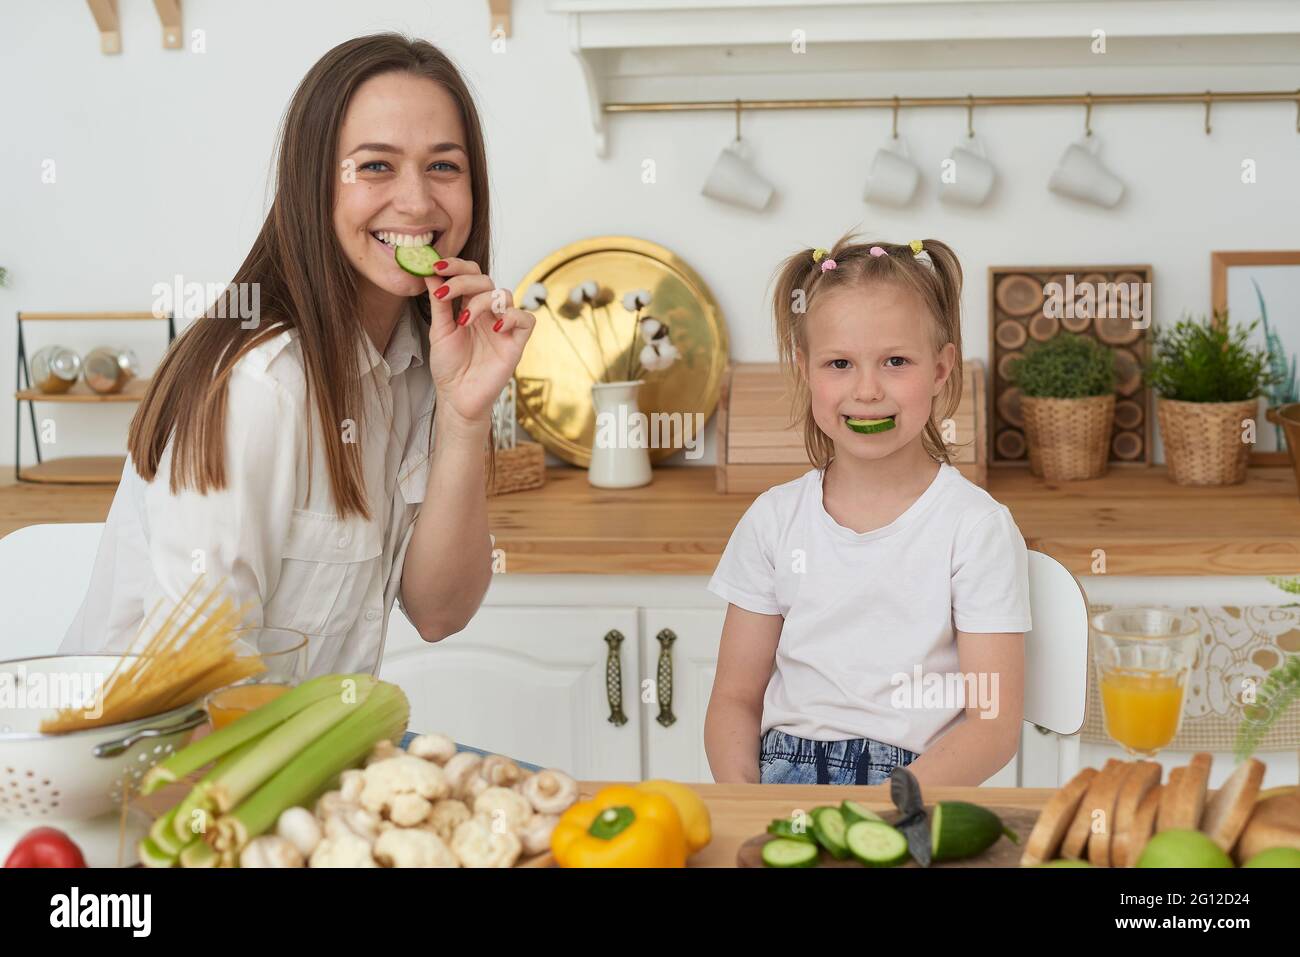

{"left": 812, "top": 247, "right": 828, "bottom": 263}
{"left": 909, "top": 239, "right": 924, "bottom": 255}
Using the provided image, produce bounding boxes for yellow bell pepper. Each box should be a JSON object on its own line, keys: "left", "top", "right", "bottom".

{"left": 636, "top": 780, "right": 711, "bottom": 855}
{"left": 551, "top": 785, "right": 687, "bottom": 868}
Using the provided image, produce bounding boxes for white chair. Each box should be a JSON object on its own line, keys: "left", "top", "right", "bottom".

{"left": 0, "top": 522, "right": 105, "bottom": 661}
{"left": 1024, "top": 549, "right": 1091, "bottom": 786}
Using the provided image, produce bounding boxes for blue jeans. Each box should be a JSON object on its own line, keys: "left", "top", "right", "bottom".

{"left": 759, "top": 728, "right": 919, "bottom": 785}
{"left": 399, "top": 731, "right": 542, "bottom": 772}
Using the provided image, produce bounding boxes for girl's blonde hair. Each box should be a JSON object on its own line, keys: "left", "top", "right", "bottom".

{"left": 771, "top": 230, "right": 965, "bottom": 469}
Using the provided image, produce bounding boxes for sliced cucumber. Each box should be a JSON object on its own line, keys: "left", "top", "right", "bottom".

{"left": 845, "top": 416, "right": 896, "bottom": 435}
{"left": 761, "top": 837, "right": 820, "bottom": 868}
{"left": 931, "top": 801, "right": 1008, "bottom": 862}
{"left": 845, "top": 821, "right": 910, "bottom": 867}
{"left": 840, "top": 800, "right": 885, "bottom": 825}
{"left": 394, "top": 244, "right": 442, "bottom": 277}
{"left": 767, "top": 818, "right": 815, "bottom": 843}
{"left": 810, "top": 806, "right": 851, "bottom": 861}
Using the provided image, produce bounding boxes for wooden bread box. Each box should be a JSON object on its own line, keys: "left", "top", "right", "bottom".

{"left": 715, "top": 360, "right": 987, "bottom": 493}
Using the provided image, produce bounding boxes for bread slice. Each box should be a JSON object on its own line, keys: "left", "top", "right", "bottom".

{"left": 1061, "top": 758, "right": 1127, "bottom": 860}
{"left": 1087, "top": 761, "right": 1138, "bottom": 866}
{"left": 1234, "top": 793, "right": 1300, "bottom": 865}
{"left": 1162, "top": 752, "right": 1212, "bottom": 831}
{"left": 1202, "top": 758, "right": 1265, "bottom": 853}
{"left": 1110, "top": 761, "right": 1162, "bottom": 868}
{"left": 1156, "top": 766, "right": 1184, "bottom": 831}
{"left": 1126, "top": 784, "right": 1163, "bottom": 867}
{"left": 1021, "top": 766, "right": 1099, "bottom": 866}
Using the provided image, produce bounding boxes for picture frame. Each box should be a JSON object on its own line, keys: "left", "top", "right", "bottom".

{"left": 1210, "top": 251, "right": 1300, "bottom": 466}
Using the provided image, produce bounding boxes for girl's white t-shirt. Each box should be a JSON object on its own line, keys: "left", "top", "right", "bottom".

{"left": 706, "top": 461, "right": 1032, "bottom": 754}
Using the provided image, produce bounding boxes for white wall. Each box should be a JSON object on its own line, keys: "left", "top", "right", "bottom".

{"left": 2, "top": 1, "right": 1298, "bottom": 469}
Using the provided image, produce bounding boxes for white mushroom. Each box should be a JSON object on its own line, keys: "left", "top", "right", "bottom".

{"left": 373, "top": 828, "right": 460, "bottom": 868}
{"left": 518, "top": 814, "right": 560, "bottom": 857}
{"left": 240, "top": 834, "right": 305, "bottom": 868}
{"left": 442, "top": 752, "right": 483, "bottom": 799}
{"left": 275, "top": 806, "right": 322, "bottom": 859}
{"left": 360, "top": 755, "right": 451, "bottom": 827}
{"left": 425, "top": 799, "right": 472, "bottom": 843}
{"left": 309, "top": 828, "right": 377, "bottom": 868}
{"left": 473, "top": 786, "right": 534, "bottom": 834}
{"left": 462, "top": 774, "right": 490, "bottom": 803}
{"left": 407, "top": 733, "right": 456, "bottom": 764}
{"left": 522, "top": 769, "right": 580, "bottom": 815}
{"left": 365, "top": 739, "right": 401, "bottom": 766}
{"left": 450, "top": 814, "right": 522, "bottom": 868}
{"left": 322, "top": 806, "right": 381, "bottom": 846}
{"left": 480, "top": 755, "right": 522, "bottom": 787}
{"left": 512, "top": 769, "right": 536, "bottom": 796}
{"left": 339, "top": 768, "right": 365, "bottom": 802}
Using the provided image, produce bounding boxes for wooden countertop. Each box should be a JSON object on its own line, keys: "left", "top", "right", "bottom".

{"left": 4, "top": 463, "right": 1298, "bottom": 576}
{"left": 486, "top": 465, "right": 1300, "bottom": 576}
{"left": 585, "top": 781, "right": 1051, "bottom": 867}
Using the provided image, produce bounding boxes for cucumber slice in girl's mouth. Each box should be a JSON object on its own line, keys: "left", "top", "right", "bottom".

{"left": 394, "top": 245, "right": 441, "bottom": 277}
{"left": 845, "top": 415, "right": 896, "bottom": 434}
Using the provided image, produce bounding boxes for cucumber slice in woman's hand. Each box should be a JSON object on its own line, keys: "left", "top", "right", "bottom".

{"left": 394, "top": 244, "right": 441, "bottom": 277}
{"left": 845, "top": 415, "right": 896, "bottom": 435}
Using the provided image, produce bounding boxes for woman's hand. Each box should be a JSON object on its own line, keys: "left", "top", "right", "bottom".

{"left": 424, "top": 257, "right": 536, "bottom": 428}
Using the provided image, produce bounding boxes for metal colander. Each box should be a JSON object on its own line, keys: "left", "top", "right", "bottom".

{"left": 0, "top": 655, "right": 205, "bottom": 823}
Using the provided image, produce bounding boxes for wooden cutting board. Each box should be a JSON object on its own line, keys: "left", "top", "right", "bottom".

{"left": 737, "top": 805, "right": 1039, "bottom": 868}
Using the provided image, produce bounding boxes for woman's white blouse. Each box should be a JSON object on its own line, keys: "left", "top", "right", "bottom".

{"left": 60, "top": 303, "right": 436, "bottom": 676}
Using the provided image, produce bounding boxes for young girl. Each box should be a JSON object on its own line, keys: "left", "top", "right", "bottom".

{"left": 60, "top": 35, "right": 534, "bottom": 675}
{"left": 704, "top": 234, "right": 1029, "bottom": 787}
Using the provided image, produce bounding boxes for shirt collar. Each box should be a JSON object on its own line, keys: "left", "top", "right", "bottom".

{"left": 359, "top": 301, "right": 425, "bottom": 379}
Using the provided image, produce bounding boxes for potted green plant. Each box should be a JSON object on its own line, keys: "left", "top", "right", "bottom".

{"left": 1007, "top": 333, "right": 1117, "bottom": 480}
{"left": 1145, "top": 311, "right": 1277, "bottom": 486}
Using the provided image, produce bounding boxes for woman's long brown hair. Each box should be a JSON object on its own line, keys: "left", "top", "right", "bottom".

{"left": 129, "top": 34, "right": 495, "bottom": 519}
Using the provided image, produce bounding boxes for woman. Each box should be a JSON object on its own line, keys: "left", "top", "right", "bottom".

{"left": 61, "top": 34, "right": 534, "bottom": 675}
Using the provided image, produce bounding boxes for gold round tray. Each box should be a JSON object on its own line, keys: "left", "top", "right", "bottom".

{"left": 511, "top": 236, "right": 729, "bottom": 467}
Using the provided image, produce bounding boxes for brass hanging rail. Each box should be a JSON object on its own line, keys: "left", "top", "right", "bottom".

{"left": 604, "top": 89, "right": 1300, "bottom": 133}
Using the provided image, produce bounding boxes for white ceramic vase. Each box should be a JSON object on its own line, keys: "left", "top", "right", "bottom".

{"left": 589, "top": 379, "right": 652, "bottom": 488}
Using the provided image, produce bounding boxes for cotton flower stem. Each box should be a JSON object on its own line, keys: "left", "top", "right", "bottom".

{"left": 584, "top": 303, "right": 610, "bottom": 382}
{"left": 540, "top": 305, "right": 602, "bottom": 384}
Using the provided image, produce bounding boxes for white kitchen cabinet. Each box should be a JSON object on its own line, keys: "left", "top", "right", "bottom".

{"left": 381, "top": 576, "right": 1032, "bottom": 786}
{"left": 379, "top": 604, "right": 643, "bottom": 781}
{"left": 639, "top": 607, "right": 724, "bottom": 782}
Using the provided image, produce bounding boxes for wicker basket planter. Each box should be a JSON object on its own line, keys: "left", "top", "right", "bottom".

{"left": 486, "top": 441, "right": 546, "bottom": 496}
{"left": 1157, "top": 396, "right": 1260, "bottom": 486}
{"left": 1021, "top": 393, "right": 1116, "bottom": 481}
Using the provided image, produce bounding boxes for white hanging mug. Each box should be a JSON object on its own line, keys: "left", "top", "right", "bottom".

{"left": 863, "top": 137, "right": 921, "bottom": 207}
{"left": 701, "top": 139, "right": 775, "bottom": 211}
{"left": 1048, "top": 135, "right": 1125, "bottom": 208}
{"left": 940, "top": 135, "right": 997, "bottom": 207}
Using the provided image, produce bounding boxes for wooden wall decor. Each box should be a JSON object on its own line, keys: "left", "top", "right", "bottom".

{"left": 989, "top": 265, "right": 1153, "bottom": 469}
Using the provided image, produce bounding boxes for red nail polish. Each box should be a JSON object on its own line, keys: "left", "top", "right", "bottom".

{"left": 434, "top": 285, "right": 450, "bottom": 300}
{"left": 434, "top": 261, "right": 448, "bottom": 270}
{"left": 458, "top": 309, "right": 471, "bottom": 325}
{"left": 493, "top": 318, "right": 504, "bottom": 332}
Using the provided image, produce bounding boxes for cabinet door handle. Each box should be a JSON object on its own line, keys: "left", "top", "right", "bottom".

{"left": 655, "top": 628, "right": 677, "bottom": 728}
{"left": 603, "top": 629, "right": 628, "bottom": 727}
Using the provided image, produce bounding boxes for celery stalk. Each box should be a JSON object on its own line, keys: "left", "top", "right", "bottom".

{"left": 216, "top": 681, "right": 409, "bottom": 853}
{"left": 168, "top": 729, "right": 270, "bottom": 844}
{"left": 138, "top": 836, "right": 176, "bottom": 868}
{"left": 180, "top": 841, "right": 218, "bottom": 868}
{"left": 205, "top": 686, "right": 377, "bottom": 813}
{"left": 148, "top": 805, "right": 185, "bottom": 857}
{"left": 140, "top": 674, "right": 372, "bottom": 795}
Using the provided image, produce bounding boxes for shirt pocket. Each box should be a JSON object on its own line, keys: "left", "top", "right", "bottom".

{"left": 267, "top": 509, "right": 383, "bottom": 638}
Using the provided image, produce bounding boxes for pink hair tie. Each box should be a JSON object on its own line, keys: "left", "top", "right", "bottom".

{"left": 820, "top": 258, "right": 837, "bottom": 272}
{"left": 869, "top": 246, "right": 888, "bottom": 257}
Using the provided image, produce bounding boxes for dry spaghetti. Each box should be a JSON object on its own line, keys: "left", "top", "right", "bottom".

{"left": 41, "top": 575, "right": 266, "bottom": 733}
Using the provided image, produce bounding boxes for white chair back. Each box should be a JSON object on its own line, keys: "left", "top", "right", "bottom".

{"left": 0, "top": 522, "right": 104, "bottom": 661}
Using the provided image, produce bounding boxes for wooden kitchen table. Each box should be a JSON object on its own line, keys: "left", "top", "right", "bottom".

{"left": 578, "top": 782, "right": 1052, "bottom": 867}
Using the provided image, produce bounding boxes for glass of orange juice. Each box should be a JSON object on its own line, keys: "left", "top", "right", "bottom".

{"left": 206, "top": 628, "right": 310, "bottom": 730}
{"left": 1092, "top": 608, "right": 1199, "bottom": 757}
